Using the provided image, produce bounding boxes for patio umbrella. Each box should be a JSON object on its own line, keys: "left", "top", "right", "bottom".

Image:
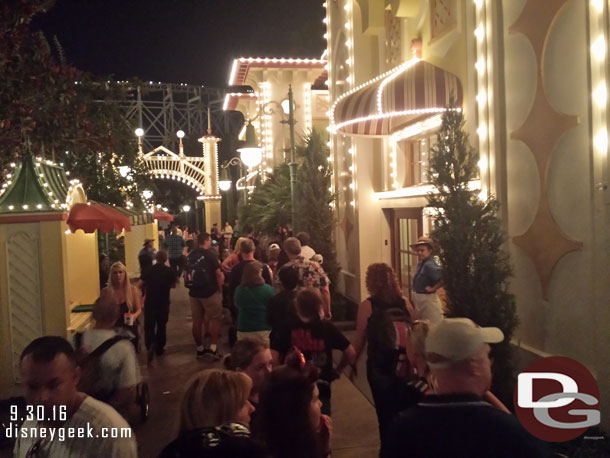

{"left": 66, "top": 202, "right": 131, "bottom": 234}
{"left": 153, "top": 209, "right": 174, "bottom": 222}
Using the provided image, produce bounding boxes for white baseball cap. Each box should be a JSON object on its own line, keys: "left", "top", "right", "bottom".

{"left": 425, "top": 318, "right": 504, "bottom": 369}
{"left": 269, "top": 243, "right": 280, "bottom": 251}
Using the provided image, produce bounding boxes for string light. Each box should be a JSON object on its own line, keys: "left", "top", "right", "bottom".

{"left": 474, "top": 26, "right": 484, "bottom": 41}
{"left": 594, "top": 129, "right": 608, "bottom": 153}
{"left": 332, "top": 107, "right": 448, "bottom": 133}
{"left": 475, "top": 59, "right": 485, "bottom": 73}
{"left": 590, "top": 0, "right": 609, "bottom": 168}
{"left": 592, "top": 36, "right": 606, "bottom": 60}
{"left": 594, "top": 82, "right": 607, "bottom": 106}
{"left": 228, "top": 57, "right": 326, "bottom": 85}
{"left": 304, "top": 83, "right": 313, "bottom": 132}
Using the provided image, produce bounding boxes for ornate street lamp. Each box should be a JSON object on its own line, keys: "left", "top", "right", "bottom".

{"left": 218, "top": 166, "right": 232, "bottom": 191}
{"left": 236, "top": 122, "right": 263, "bottom": 168}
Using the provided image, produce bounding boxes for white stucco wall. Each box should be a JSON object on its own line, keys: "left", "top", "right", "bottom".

{"left": 504, "top": 0, "right": 610, "bottom": 425}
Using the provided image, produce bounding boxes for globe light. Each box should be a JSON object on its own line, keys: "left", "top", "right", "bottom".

{"left": 281, "top": 98, "right": 295, "bottom": 115}
{"left": 135, "top": 128, "right": 144, "bottom": 137}
{"left": 182, "top": 205, "right": 191, "bottom": 212}
{"left": 239, "top": 148, "right": 263, "bottom": 168}
{"left": 219, "top": 180, "right": 232, "bottom": 191}
{"left": 237, "top": 123, "right": 263, "bottom": 168}
{"left": 177, "top": 130, "right": 185, "bottom": 138}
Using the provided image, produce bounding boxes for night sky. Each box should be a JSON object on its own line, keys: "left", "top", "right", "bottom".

{"left": 35, "top": 0, "right": 326, "bottom": 88}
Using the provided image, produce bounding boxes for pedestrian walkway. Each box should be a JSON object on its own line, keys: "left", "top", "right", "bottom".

{"left": 132, "top": 283, "right": 380, "bottom": 457}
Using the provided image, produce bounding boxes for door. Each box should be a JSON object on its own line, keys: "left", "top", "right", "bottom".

{"left": 390, "top": 208, "right": 423, "bottom": 300}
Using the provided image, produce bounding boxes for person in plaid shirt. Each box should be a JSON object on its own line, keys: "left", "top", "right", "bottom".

{"left": 164, "top": 225, "right": 186, "bottom": 277}
{"left": 274, "top": 237, "right": 331, "bottom": 319}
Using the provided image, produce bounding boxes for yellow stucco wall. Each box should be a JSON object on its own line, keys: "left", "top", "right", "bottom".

{"left": 0, "top": 219, "right": 100, "bottom": 396}
{"left": 40, "top": 221, "right": 68, "bottom": 337}
{"left": 61, "top": 220, "right": 99, "bottom": 308}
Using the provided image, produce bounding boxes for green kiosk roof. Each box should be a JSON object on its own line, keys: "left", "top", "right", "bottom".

{"left": 0, "top": 156, "right": 75, "bottom": 214}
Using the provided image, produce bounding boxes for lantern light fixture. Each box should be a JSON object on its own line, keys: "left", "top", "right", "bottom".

{"left": 237, "top": 122, "right": 263, "bottom": 168}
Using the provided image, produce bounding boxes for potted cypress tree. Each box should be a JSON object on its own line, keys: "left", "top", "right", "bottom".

{"left": 427, "top": 102, "right": 519, "bottom": 405}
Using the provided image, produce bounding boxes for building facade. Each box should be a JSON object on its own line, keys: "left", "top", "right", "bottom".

{"left": 326, "top": 0, "right": 609, "bottom": 423}
{"left": 224, "top": 57, "right": 329, "bottom": 181}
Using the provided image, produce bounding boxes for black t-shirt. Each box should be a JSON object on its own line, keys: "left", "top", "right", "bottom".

{"left": 272, "top": 320, "right": 350, "bottom": 382}
{"left": 142, "top": 263, "right": 176, "bottom": 308}
{"left": 267, "top": 289, "right": 298, "bottom": 332}
{"left": 229, "top": 260, "right": 272, "bottom": 298}
{"left": 187, "top": 248, "right": 221, "bottom": 298}
{"left": 381, "top": 393, "right": 552, "bottom": 458}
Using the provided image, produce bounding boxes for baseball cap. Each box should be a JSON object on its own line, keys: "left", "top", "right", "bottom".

{"left": 425, "top": 318, "right": 504, "bottom": 369}
{"left": 269, "top": 243, "right": 280, "bottom": 251}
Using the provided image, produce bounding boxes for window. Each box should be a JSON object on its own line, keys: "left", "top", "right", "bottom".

{"left": 395, "top": 132, "right": 438, "bottom": 188}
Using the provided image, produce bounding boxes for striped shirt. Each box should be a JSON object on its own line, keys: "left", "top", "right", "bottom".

{"left": 13, "top": 396, "right": 137, "bottom": 458}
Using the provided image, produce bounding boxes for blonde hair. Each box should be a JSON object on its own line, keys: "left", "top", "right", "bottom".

{"left": 107, "top": 262, "right": 135, "bottom": 313}
{"left": 234, "top": 237, "right": 249, "bottom": 255}
{"left": 179, "top": 369, "right": 252, "bottom": 432}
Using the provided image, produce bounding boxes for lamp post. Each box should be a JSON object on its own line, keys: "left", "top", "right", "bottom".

{"left": 219, "top": 156, "right": 255, "bottom": 204}
{"left": 241, "top": 87, "right": 298, "bottom": 230}
{"left": 285, "top": 85, "right": 297, "bottom": 231}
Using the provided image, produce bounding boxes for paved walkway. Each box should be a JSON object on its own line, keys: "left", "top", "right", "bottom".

{"left": 132, "top": 284, "right": 380, "bottom": 457}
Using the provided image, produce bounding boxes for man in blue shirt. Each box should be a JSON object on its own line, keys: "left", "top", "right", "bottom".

{"left": 410, "top": 236, "right": 443, "bottom": 324}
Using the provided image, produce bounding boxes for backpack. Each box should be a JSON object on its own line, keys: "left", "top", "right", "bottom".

{"left": 366, "top": 296, "right": 413, "bottom": 378}
{"left": 185, "top": 251, "right": 212, "bottom": 289}
{"left": 74, "top": 333, "right": 126, "bottom": 401}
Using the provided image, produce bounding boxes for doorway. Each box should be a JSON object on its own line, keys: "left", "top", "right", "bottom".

{"left": 388, "top": 208, "right": 423, "bottom": 299}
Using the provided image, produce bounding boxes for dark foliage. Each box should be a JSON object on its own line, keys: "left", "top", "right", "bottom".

{"left": 0, "top": 0, "right": 149, "bottom": 207}
{"left": 239, "top": 128, "right": 339, "bottom": 289}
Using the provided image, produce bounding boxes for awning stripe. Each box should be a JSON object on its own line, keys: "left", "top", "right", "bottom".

{"left": 331, "top": 59, "right": 463, "bottom": 137}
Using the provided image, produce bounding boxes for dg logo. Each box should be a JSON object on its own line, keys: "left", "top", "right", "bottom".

{"left": 514, "top": 356, "right": 600, "bottom": 442}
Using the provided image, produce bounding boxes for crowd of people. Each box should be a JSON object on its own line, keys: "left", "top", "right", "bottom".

{"left": 9, "top": 226, "right": 554, "bottom": 458}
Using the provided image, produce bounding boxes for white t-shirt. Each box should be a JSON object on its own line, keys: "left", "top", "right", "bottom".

{"left": 13, "top": 396, "right": 138, "bottom": 458}
{"left": 300, "top": 245, "right": 316, "bottom": 261}
{"left": 75, "top": 329, "right": 139, "bottom": 394}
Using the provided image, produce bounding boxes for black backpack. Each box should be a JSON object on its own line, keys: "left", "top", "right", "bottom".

{"left": 74, "top": 333, "right": 126, "bottom": 401}
{"left": 366, "top": 296, "right": 413, "bottom": 378}
{"left": 185, "top": 251, "right": 212, "bottom": 289}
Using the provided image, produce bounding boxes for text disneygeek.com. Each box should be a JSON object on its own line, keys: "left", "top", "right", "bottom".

{"left": 4, "top": 423, "right": 132, "bottom": 441}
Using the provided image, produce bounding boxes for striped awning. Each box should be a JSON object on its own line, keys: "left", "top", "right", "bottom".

{"left": 330, "top": 59, "right": 462, "bottom": 137}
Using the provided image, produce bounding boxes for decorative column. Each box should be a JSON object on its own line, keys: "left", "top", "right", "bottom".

{"left": 198, "top": 116, "right": 222, "bottom": 233}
